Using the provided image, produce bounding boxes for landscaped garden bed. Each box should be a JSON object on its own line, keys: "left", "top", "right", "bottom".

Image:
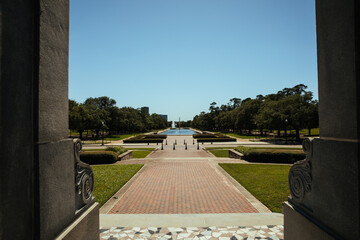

{"left": 80, "top": 146, "right": 128, "bottom": 164}
{"left": 123, "top": 134, "right": 167, "bottom": 144}
{"left": 193, "top": 133, "right": 236, "bottom": 143}
{"left": 235, "top": 146, "right": 305, "bottom": 164}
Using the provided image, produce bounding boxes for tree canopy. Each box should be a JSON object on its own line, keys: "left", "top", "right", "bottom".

{"left": 69, "top": 97, "right": 168, "bottom": 138}
{"left": 191, "top": 84, "right": 318, "bottom": 140}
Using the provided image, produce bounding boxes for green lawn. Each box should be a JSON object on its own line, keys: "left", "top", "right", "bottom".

{"left": 205, "top": 147, "right": 235, "bottom": 150}
{"left": 83, "top": 148, "right": 153, "bottom": 159}
{"left": 220, "top": 163, "right": 291, "bottom": 212}
{"left": 92, "top": 164, "right": 143, "bottom": 206}
{"left": 103, "top": 133, "right": 144, "bottom": 141}
{"left": 222, "top": 133, "right": 265, "bottom": 139}
{"left": 82, "top": 140, "right": 111, "bottom": 144}
{"left": 248, "top": 147, "right": 302, "bottom": 150}
{"left": 132, "top": 150, "right": 152, "bottom": 158}
{"left": 126, "top": 148, "right": 156, "bottom": 151}
{"left": 208, "top": 147, "right": 302, "bottom": 158}
{"left": 209, "top": 150, "right": 229, "bottom": 158}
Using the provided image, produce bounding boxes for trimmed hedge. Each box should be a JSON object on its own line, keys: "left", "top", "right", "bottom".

{"left": 243, "top": 151, "right": 305, "bottom": 164}
{"left": 123, "top": 134, "right": 166, "bottom": 143}
{"left": 123, "top": 139, "right": 164, "bottom": 143}
{"left": 105, "top": 146, "right": 127, "bottom": 155}
{"left": 194, "top": 133, "right": 235, "bottom": 143}
{"left": 143, "top": 134, "right": 167, "bottom": 139}
{"left": 80, "top": 151, "right": 118, "bottom": 165}
{"left": 235, "top": 146, "right": 305, "bottom": 164}
{"left": 193, "top": 134, "right": 218, "bottom": 138}
{"left": 197, "top": 138, "right": 237, "bottom": 142}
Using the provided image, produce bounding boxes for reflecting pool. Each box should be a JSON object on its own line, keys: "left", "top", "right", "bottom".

{"left": 160, "top": 128, "right": 198, "bottom": 135}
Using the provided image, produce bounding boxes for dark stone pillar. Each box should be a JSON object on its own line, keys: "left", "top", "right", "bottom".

{"left": 0, "top": 1, "right": 99, "bottom": 239}
{"left": 284, "top": 0, "right": 360, "bottom": 239}
{"left": 0, "top": 1, "right": 37, "bottom": 239}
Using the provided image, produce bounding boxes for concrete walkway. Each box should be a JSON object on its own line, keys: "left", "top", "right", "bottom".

{"left": 99, "top": 135, "right": 284, "bottom": 239}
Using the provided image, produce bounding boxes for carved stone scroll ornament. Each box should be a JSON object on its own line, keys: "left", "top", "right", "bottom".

{"left": 288, "top": 138, "right": 313, "bottom": 204}
{"left": 74, "top": 139, "right": 94, "bottom": 210}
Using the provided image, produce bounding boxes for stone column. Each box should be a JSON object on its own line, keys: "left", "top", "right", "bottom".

{"left": 0, "top": 1, "right": 99, "bottom": 239}
{"left": 283, "top": 0, "right": 360, "bottom": 239}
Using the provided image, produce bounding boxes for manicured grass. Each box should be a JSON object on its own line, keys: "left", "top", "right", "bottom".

{"left": 92, "top": 164, "right": 143, "bottom": 206}
{"left": 83, "top": 148, "right": 153, "bottom": 158}
{"left": 249, "top": 147, "right": 302, "bottom": 150}
{"left": 220, "top": 163, "right": 291, "bottom": 213}
{"left": 83, "top": 147, "right": 156, "bottom": 151}
{"left": 205, "top": 147, "right": 302, "bottom": 150}
{"left": 209, "top": 150, "right": 229, "bottom": 158}
{"left": 104, "top": 133, "right": 142, "bottom": 141}
{"left": 223, "top": 133, "right": 264, "bottom": 139}
{"left": 205, "top": 147, "right": 235, "bottom": 150}
{"left": 125, "top": 148, "right": 156, "bottom": 151}
{"left": 132, "top": 150, "right": 152, "bottom": 158}
{"left": 82, "top": 140, "right": 111, "bottom": 144}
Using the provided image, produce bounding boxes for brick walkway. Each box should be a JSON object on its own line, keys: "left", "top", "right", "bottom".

{"left": 148, "top": 135, "right": 211, "bottom": 158}
{"left": 108, "top": 158, "right": 258, "bottom": 214}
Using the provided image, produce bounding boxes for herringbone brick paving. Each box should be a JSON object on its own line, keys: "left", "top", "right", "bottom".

{"left": 108, "top": 160, "right": 258, "bottom": 214}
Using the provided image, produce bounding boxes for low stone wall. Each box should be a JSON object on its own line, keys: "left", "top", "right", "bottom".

{"left": 229, "top": 149, "right": 243, "bottom": 159}
{"left": 118, "top": 150, "right": 133, "bottom": 161}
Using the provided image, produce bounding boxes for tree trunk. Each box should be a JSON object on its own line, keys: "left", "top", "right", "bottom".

{"left": 79, "top": 131, "right": 83, "bottom": 139}
{"left": 277, "top": 129, "right": 281, "bottom": 136}
{"left": 260, "top": 128, "right": 263, "bottom": 135}
{"left": 296, "top": 129, "right": 300, "bottom": 142}
{"left": 308, "top": 128, "right": 311, "bottom": 135}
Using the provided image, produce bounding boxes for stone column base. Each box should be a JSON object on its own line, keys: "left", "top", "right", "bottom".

{"left": 283, "top": 202, "right": 334, "bottom": 240}
{"left": 55, "top": 202, "right": 99, "bottom": 240}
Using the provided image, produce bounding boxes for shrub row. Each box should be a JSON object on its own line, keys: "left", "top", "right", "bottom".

{"left": 80, "top": 151, "right": 118, "bottom": 165}
{"left": 123, "top": 138, "right": 164, "bottom": 143}
{"left": 143, "top": 134, "right": 167, "bottom": 139}
{"left": 193, "top": 134, "right": 218, "bottom": 138}
{"left": 243, "top": 152, "right": 305, "bottom": 164}
{"left": 235, "top": 146, "right": 305, "bottom": 164}
{"left": 105, "top": 146, "right": 127, "bottom": 155}
{"left": 123, "top": 134, "right": 166, "bottom": 143}
{"left": 197, "top": 138, "right": 237, "bottom": 142}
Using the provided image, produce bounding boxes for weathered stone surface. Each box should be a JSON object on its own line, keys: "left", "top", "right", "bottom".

{"left": 1, "top": 1, "right": 99, "bottom": 240}
{"left": 311, "top": 138, "right": 359, "bottom": 239}
{"left": 39, "top": 139, "right": 75, "bottom": 240}
{"left": 285, "top": 1, "right": 360, "bottom": 239}
{"left": 55, "top": 203, "right": 99, "bottom": 240}
{"left": 228, "top": 149, "right": 243, "bottom": 159}
{"left": 119, "top": 150, "right": 133, "bottom": 160}
{"left": 283, "top": 202, "right": 334, "bottom": 240}
{"left": 0, "top": 1, "right": 36, "bottom": 239}
{"left": 316, "top": 0, "right": 360, "bottom": 140}
{"left": 38, "top": 0, "right": 70, "bottom": 143}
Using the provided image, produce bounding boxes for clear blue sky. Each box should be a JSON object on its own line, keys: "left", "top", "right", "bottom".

{"left": 69, "top": 0, "right": 317, "bottom": 121}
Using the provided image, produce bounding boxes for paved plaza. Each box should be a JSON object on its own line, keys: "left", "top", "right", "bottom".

{"left": 100, "top": 225, "right": 284, "bottom": 240}
{"left": 99, "top": 135, "right": 284, "bottom": 239}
